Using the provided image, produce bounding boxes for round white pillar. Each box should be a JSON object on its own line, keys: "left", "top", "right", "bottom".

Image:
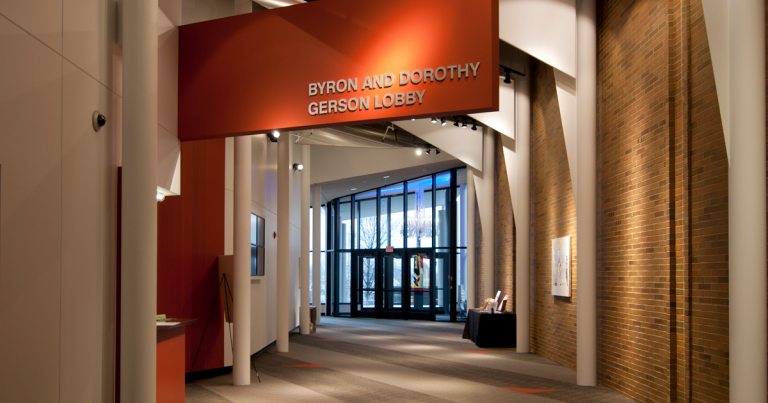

{"left": 466, "top": 169, "right": 476, "bottom": 309}
{"left": 576, "top": 0, "right": 597, "bottom": 387}
{"left": 312, "top": 184, "right": 323, "bottom": 325}
{"left": 121, "top": 0, "right": 158, "bottom": 401}
{"left": 515, "top": 72, "right": 531, "bottom": 354}
{"left": 729, "top": 1, "right": 767, "bottom": 401}
{"left": 300, "top": 146, "right": 311, "bottom": 335}
{"left": 233, "top": 136, "right": 251, "bottom": 385}
{"left": 482, "top": 129, "right": 496, "bottom": 300}
{"left": 276, "top": 133, "right": 292, "bottom": 352}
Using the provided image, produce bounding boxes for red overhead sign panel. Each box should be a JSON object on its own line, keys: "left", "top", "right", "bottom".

{"left": 179, "top": 0, "right": 499, "bottom": 141}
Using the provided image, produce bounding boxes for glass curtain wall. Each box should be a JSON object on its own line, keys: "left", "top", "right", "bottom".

{"left": 329, "top": 167, "right": 469, "bottom": 322}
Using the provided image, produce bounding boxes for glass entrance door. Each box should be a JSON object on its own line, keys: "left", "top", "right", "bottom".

{"left": 435, "top": 250, "right": 451, "bottom": 321}
{"left": 407, "top": 251, "right": 434, "bottom": 320}
{"left": 381, "top": 252, "right": 404, "bottom": 319}
{"left": 352, "top": 253, "right": 377, "bottom": 318}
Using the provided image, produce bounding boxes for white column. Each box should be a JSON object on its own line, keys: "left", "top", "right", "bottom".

{"left": 482, "top": 129, "right": 496, "bottom": 300}
{"left": 300, "top": 147, "right": 311, "bottom": 334}
{"left": 515, "top": 73, "right": 531, "bottom": 353}
{"left": 121, "top": 0, "right": 157, "bottom": 401}
{"left": 466, "top": 169, "right": 476, "bottom": 309}
{"left": 576, "top": 0, "right": 597, "bottom": 387}
{"left": 313, "top": 184, "right": 323, "bottom": 325}
{"left": 277, "top": 133, "right": 292, "bottom": 352}
{"left": 729, "top": 1, "right": 767, "bottom": 401}
{"left": 232, "top": 136, "right": 251, "bottom": 385}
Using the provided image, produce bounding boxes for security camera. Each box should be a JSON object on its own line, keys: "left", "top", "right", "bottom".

{"left": 92, "top": 110, "right": 107, "bottom": 131}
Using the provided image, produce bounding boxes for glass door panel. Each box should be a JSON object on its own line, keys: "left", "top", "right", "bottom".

{"left": 382, "top": 253, "right": 403, "bottom": 318}
{"left": 338, "top": 252, "right": 351, "bottom": 316}
{"left": 356, "top": 255, "right": 376, "bottom": 317}
{"left": 408, "top": 251, "right": 434, "bottom": 320}
{"left": 435, "top": 250, "right": 451, "bottom": 321}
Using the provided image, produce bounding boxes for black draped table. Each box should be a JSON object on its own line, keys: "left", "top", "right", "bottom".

{"left": 462, "top": 309, "right": 517, "bottom": 348}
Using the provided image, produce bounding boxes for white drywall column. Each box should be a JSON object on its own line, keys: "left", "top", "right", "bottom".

{"left": 515, "top": 74, "right": 531, "bottom": 354}
{"left": 121, "top": 0, "right": 157, "bottom": 401}
{"left": 300, "top": 147, "right": 311, "bottom": 334}
{"left": 277, "top": 133, "right": 292, "bottom": 352}
{"left": 233, "top": 136, "right": 251, "bottom": 385}
{"left": 576, "top": 0, "right": 597, "bottom": 387}
{"left": 466, "top": 170, "right": 476, "bottom": 309}
{"left": 729, "top": 1, "right": 767, "bottom": 402}
{"left": 313, "top": 184, "right": 323, "bottom": 325}
{"left": 481, "top": 129, "right": 496, "bottom": 299}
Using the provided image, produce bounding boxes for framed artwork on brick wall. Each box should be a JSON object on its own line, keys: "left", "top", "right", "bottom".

{"left": 552, "top": 236, "right": 571, "bottom": 297}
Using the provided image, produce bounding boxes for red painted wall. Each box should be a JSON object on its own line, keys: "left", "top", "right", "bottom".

{"left": 157, "top": 138, "right": 226, "bottom": 373}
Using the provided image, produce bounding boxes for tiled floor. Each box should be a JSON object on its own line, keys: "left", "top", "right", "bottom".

{"left": 186, "top": 317, "right": 635, "bottom": 402}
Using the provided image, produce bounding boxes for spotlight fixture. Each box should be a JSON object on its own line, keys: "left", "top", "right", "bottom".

{"left": 156, "top": 192, "right": 165, "bottom": 202}
{"left": 416, "top": 148, "right": 423, "bottom": 156}
{"left": 425, "top": 148, "right": 431, "bottom": 155}
{"left": 431, "top": 117, "right": 437, "bottom": 123}
{"left": 461, "top": 119, "right": 467, "bottom": 129}
{"left": 504, "top": 68, "right": 512, "bottom": 84}
{"left": 411, "top": 118, "right": 416, "bottom": 121}
{"left": 293, "top": 163, "right": 303, "bottom": 171}
{"left": 471, "top": 120, "right": 478, "bottom": 131}
{"left": 267, "top": 130, "right": 280, "bottom": 142}
{"left": 453, "top": 119, "right": 459, "bottom": 127}
{"left": 435, "top": 148, "right": 441, "bottom": 155}
{"left": 440, "top": 118, "right": 447, "bottom": 126}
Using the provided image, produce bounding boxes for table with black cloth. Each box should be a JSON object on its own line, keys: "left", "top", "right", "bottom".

{"left": 462, "top": 309, "right": 517, "bottom": 348}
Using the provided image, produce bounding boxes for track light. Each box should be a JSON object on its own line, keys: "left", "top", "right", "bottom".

{"left": 416, "top": 148, "right": 423, "bottom": 156}
{"left": 267, "top": 130, "right": 280, "bottom": 142}
{"left": 431, "top": 117, "right": 437, "bottom": 123}
{"left": 472, "top": 120, "right": 478, "bottom": 131}
{"left": 435, "top": 148, "right": 441, "bottom": 155}
{"left": 461, "top": 119, "right": 467, "bottom": 129}
{"left": 504, "top": 68, "right": 512, "bottom": 84}
{"left": 441, "top": 118, "right": 447, "bottom": 126}
{"left": 425, "top": 148, "right": 431, "bottom": 155}
{"left": 293, "top": 163, "right": 303, "bottom": 171}
{"left": 156, "top": 192, "right": 165, "bottom": 202}
{"left": 411, "top": 118, "right": 416, "bottom": 121}
{"left": 453, "top": 119, "right": 459, "bottom": 127}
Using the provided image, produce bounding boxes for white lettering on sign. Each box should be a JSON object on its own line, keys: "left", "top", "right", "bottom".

{"left": 306, "top": 62, "right": 480, "bottom": 116}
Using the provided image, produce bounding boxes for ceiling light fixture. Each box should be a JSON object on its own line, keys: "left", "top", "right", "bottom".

{"left": 267, "top": 130, "right": 280, "bottom": 142}
{"left": 435, "top": 148, "right": 441, "bottom": 155}
{"left": 461, "top": 119, "right": 467, "bottom": 129}
{"left": 431, "top": 117, "right": 437, "bottom": 123}
{"left": 472, "top": 120, "right": 478, "bottom": 131}
{"left": 411, "top": 118, "right": 416, "bottom": 121}
{"left": 383, "top": 175, "right": 390, "bottom": 179}
{"left": 441, "top": 118, "right": 447, "bottom": 126}
{"left": 504, "top": 68, "right": 512, "bottom": 84}
{"left": 156, "top": 192, "right": 165, "bottom": 202}
{"left": 453, "top": 117, "right": 459, "bottom": 127}
{"left": 293, "top": 163, "right": 303, "bottom": 171}
{"left": 350, "top": 188, "right": 357, "bottom": 191}
{"left": 425, "top": 148, "right": 431, "bottom": 155}
{"left": 416, "top": 148, "right": 423, "bottom": 155}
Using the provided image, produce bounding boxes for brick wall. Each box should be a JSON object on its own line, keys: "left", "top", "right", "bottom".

{"left": 530, "top": 61, "right": 579, "bottom": 371}
{"left": 522, "top": 1, "right": 732, "bottom": 400}
{"left": 496, "top": 131, "right": 516, "bottom": 313}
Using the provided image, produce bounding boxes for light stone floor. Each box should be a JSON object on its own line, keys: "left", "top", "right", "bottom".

{"left": 186, "top": 317, "right": 636, "bottom": 403}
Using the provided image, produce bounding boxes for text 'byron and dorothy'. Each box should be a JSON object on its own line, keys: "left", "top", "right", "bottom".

{"left": 307, "top": 62, "right": 481, "bottom": 116}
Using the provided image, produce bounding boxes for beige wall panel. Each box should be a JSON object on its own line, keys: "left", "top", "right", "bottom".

{"left": 63, "top": 0, "right": 117, "bottom": 91}
{"left": 157, "top": 7, "right": 178, "bottom": 136}
{"left": 0, "top": 0, "right": 62, "bottom": 53}
{"left": 60, "top": 60, "right": 115, "bottom": 403}
{"left": 225, "top": 189, "right": 233, "bottom": 255}
{"left": 181, "top": 0, "right": 235, "bottom": 25}
{"left": 0, "top": 17, "right": 63, "bottom": 402}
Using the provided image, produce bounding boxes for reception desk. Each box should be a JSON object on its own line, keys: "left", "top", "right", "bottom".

{"left": 157, "top": 319, "right": 197, "bottom": 403}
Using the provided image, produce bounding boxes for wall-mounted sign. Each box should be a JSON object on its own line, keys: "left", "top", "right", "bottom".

{"left": 179, "top": 0, "right": 499, "bottom": 141}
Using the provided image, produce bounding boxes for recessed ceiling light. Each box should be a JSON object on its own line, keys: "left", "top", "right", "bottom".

{"left": 383, "top": 175, "right": 390, "bottom": 179}
{"left": 350, "top": 188, "right": 357, "bottom": 191}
